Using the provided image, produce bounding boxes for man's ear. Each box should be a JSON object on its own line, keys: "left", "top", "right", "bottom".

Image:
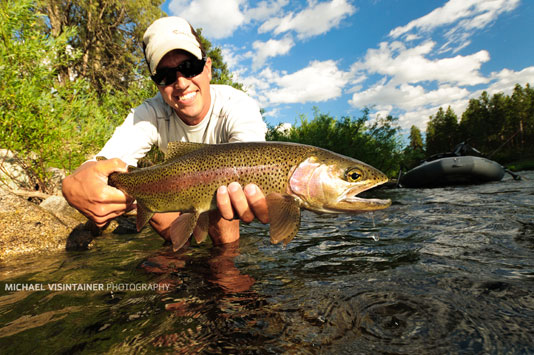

{"left": 205, "top": 57, "right": 212, "bottom": 82}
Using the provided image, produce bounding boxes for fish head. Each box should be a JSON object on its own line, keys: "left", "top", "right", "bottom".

{"left": 289, "top": 150, "right": 392, "bottom": 213}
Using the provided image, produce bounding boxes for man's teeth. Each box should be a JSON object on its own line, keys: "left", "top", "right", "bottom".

{"left": 179, "top": 92, "right": 196, "bottom": 100}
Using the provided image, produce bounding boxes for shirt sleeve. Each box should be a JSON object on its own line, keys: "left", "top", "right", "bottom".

{"left": 96, "top": 101, "right": 159, "bottom": 166}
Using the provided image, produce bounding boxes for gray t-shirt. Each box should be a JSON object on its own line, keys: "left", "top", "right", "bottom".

{"left": 97, "top": 85, "right": 267, "bottom": 165}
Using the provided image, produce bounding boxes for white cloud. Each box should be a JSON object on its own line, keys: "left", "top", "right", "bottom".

{"left": 243, "top": 0, "right": 290, "bottom": 21}
{"left": 350, "top": 82, "right": 470, "bottom": 112}
{"left": 353, "top": 41, "right": 490, "bottom": 86}
{"left": 389, "top": 0, "right": 520, "bottom": 52}
{"left": 264, "top": 60, "right": 350, "bottom": 104}
{"left": 251, "top": 36, "right": 294, "bottom": 69}
{"left": 398, "top": 97, "right": 470, "bottom": 132}
{"left": 168, "top": 0, "right": 293, "bottom": 39}
{"left": 259, "top": 0, "right": 356, "bottom": 39}
{"left": 389, "top": 0, "right": 519, "bottom": 37}
{"left": 486, "top": 66, "right": 534, "bottom": 96}
{"left": 169, "top": 0, "right": 245, "bottom": 39}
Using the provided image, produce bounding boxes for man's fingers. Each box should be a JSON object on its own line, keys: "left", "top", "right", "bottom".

{"left": 96, "top": 157, "right": 129, "bottom": 175}
{"left": 100, "top": 184, "right": 132, "bottom": 204}
{"left": 217, "top": 185, "right": 235, "bottom": 220}
{"left": 85, "top": 202, "right": 131, "bottom": 222}
{"left": 227, "top": 182, "right": 255, "bottom": 223}
{"left": 244, "top": 184, "right": 269, "bottom": 224}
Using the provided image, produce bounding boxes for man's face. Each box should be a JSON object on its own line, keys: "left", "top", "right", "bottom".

{"left": 157, "top": 50, "right": 212, "bottom": 125}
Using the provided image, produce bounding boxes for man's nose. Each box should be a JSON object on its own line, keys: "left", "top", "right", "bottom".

{"left": 173, "top": 73, "right": 190, "bottom": 88}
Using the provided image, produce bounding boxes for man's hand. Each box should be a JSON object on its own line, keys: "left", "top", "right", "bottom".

{"left": 216, "top": 182, "right": 269, "bottom": 224}
{"left": 61, "top": 158, "right": 134, "bottom": 228}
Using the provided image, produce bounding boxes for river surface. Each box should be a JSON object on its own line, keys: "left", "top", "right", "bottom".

{"left": 1, "top": 171, "right": 533, "bottom": 354}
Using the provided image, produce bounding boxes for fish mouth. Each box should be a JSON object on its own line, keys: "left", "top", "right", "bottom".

{"left": 341, "top": 195, "right": 392, "bottom": 210}
{"left": 335, "top": 181, "right": 392, "bottom": 212}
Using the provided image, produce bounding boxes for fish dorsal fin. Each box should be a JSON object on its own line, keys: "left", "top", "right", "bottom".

{"left": 165, "top": 142, "right": 208, "bottom": 161}
{"left": 266, "top": 193, "right": 301, "bottom": 245}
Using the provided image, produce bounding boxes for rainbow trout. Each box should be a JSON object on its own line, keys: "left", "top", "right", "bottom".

{"left": 102, "top": 142, "right": 391, "bottom": 251}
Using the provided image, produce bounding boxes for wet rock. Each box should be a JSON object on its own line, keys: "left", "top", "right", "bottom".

{"left": 40, "top": 195, "right": 87, "bottom": 229}
{"left": 0, "top": 186, "right": 71, "bottom": 261}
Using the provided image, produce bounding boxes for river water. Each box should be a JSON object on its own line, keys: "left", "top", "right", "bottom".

{"left": 1, "top": 171, "right": 533, "bottom": 354}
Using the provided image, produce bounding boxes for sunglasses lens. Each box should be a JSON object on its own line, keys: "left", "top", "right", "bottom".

{"left": 151, "top": 58, "right": 206, "bottom": 86}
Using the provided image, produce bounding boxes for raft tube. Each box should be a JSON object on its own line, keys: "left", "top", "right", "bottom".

{"left": 400, "top": 156, "right": 505, "bottom": 188}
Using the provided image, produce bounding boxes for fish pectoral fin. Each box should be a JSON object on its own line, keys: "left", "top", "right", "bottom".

{"left": 136, "top": 203, "right": 154, "bottom": 232}
{"left": 192, "top": 212, "right": 209, "bottom": 244}
{"left": 165, "top": 142, "right": 208, "bottom": 161}
{"left": 266, "top": 193, "right": 301, "bottom": 245}
{"left": 169, "top": 212, "right": 199, "bottom": 252}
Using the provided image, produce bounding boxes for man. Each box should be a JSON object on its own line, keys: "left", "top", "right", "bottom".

{"left": 62, "top": 16, "right": 269, "bottom": 246}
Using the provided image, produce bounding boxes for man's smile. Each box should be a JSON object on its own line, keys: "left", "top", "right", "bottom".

{"left": 178, "top": 91, "right": 197, "bottom": 103}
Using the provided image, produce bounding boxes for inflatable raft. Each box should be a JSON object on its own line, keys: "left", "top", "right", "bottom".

{"left": 400, "top": 143, "right": 506, "bottom": 188}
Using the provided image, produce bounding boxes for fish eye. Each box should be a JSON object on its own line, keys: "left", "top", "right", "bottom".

{"left": 346, "top": 168, "right": 362, "bottom": 182}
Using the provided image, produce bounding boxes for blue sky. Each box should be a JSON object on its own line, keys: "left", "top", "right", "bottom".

{"left": 162, "top": 0, "right": 534, "bottom": 134}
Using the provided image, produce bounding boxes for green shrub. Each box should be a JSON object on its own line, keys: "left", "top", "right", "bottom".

{"left": 0, "top": 0, "right": 156, "bottom": 193}
{"left": 267, "top": 108, "right": 403, "bottom": 177}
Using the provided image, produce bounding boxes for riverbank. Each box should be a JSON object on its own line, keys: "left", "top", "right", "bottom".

{"left": 0, "top": 150, "right": 138, "bottom": 262}
{"left": 505, "top": 158, "right": 534, "bottom": 172}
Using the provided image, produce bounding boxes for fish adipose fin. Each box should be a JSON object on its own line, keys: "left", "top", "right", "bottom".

{"left": 169, "top": 212, "right": 199, "bottom": 251}
{"left": 193, "top": 212, "right": 209, "bottom": 244}
{"left": 165, "top": 142, "right": 208, "bottom": 161}
{"left": 266, "top": 193, "right": 301, "bottom": 245}
{"left": 136, "top": 202, "right": 154, "bottom": 232}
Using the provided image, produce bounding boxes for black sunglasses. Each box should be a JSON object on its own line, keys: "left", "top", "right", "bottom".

{"left": 151, "top": 57, "right": 206, "bottom": 86}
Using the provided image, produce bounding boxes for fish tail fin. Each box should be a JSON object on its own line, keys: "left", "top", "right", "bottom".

{"left": 136, "top": 202, "right": 154, "bottom": 232}
{"left": 169, "top": 212, "right": 199, "bottom": 251}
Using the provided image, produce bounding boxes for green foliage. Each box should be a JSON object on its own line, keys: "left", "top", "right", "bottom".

{"left": 36, "top": 0, "right": 165, "bottom": 95}
{"left": 462, "top": 85, "right": 534, "bottom": 161}
{"left": 402, "top": 125, "right": 426, "bottom": 169}
{"left": 0, "top": 0, "right": 156, "bottom": 193}
{"left": 423, "top": 84, "right": 534, "bottom": 166}
{"left": 267, "top": 108, "right": 403, "bottom": 177}
{"left": 426, "top": 106, "right": 459, "bottom": 155}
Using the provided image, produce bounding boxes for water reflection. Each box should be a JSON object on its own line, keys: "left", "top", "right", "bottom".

{"left": 140, "top": 240, "right": 256, "bottom": 294}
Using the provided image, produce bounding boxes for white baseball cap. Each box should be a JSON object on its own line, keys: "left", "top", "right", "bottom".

{"left": 143, "top": 16, "right": 203, "bottom": 76}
